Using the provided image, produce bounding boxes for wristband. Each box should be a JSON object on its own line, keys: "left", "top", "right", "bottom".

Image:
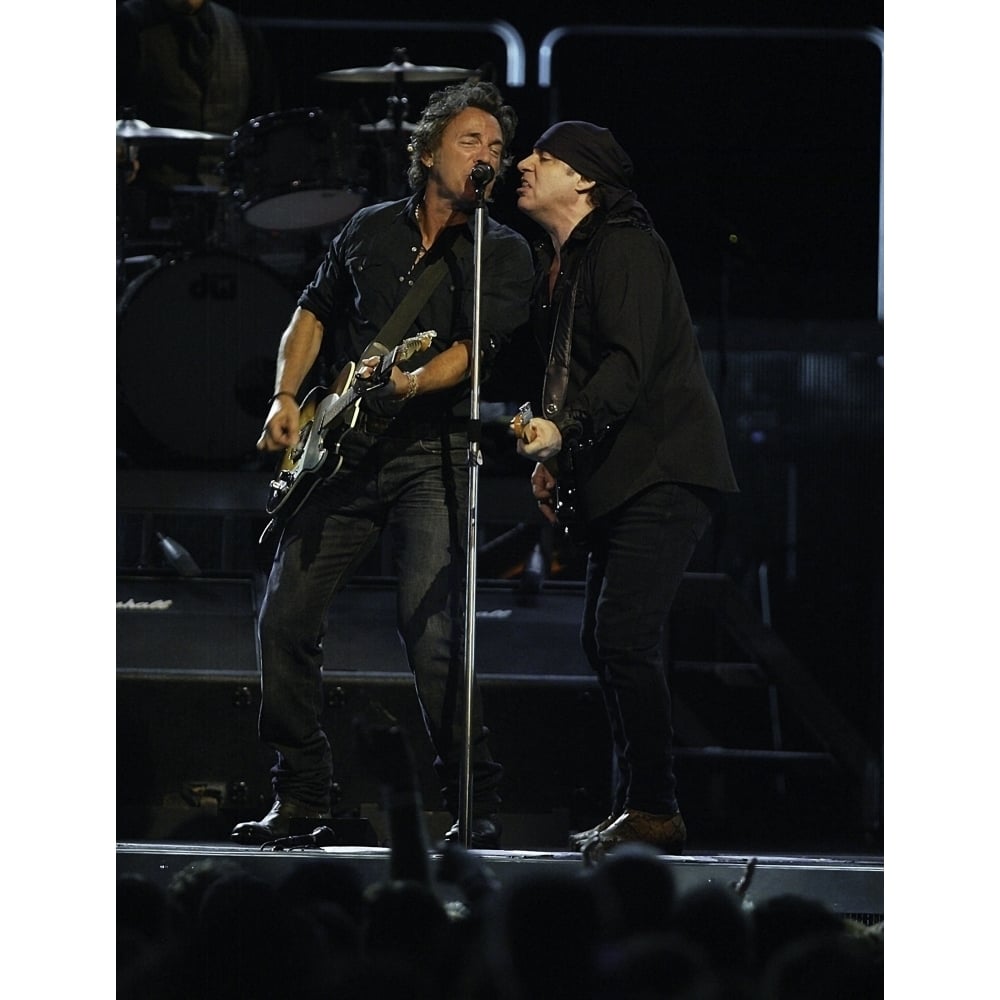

{"left": 403, "top": 371, "right": 418, "bottom": 401}
{"left": 267, "top": 391, "right": 297, "bottom": 406}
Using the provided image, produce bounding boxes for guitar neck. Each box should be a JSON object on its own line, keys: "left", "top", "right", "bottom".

{"left": 320, "top": 332, "right": 436, "bottom": 429}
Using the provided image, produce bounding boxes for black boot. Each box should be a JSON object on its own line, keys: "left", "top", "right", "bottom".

{"left": 231, "top": 797, "right": 331, "bottom": 845}
{"left": 443, "top": 815, "right": 502, "bottom": 849}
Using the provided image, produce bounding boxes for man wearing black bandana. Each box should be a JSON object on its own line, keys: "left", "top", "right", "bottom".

{"left": 514, "top": 121, "right": 738, "bottom": 857}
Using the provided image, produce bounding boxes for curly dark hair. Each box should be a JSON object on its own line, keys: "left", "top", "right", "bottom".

{"left": 406, "top": 80, "right": 518, "bottom": 191}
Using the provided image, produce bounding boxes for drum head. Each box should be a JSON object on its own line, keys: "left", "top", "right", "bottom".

{"left": 118, "top": 253, "right": 297, "bottom": 464}
{"left": 242, "top": 187, "right": 366, "bottom": 231}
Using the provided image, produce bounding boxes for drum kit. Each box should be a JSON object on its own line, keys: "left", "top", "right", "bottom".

{"left": 117, "top": 50, "right": 479, "bottom": 466}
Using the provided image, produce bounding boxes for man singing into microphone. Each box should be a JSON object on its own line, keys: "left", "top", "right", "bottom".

{"left": 513, "top": 122, "right": 738, "bottom": 857}
{"left": 231, "top": 81, "right": 533, "bottom": 848}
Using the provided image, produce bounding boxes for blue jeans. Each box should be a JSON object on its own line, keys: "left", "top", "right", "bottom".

{"left": 256, "top": 429, "right": 503, "bottom": 816}
{"left": 581, "top": 481, "right": 714, "bottom": 817}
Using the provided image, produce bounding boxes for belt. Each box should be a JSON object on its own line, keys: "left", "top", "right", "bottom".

{"left": 356, "top": 411, "right": 394, "bottom": 436}
{"left": 357, "top": 410, "right": 468, "bottom": 440}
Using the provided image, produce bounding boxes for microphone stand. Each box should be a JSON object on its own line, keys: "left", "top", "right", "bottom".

{"left": 458, "top": 167, "right": 491, "bottom": 847}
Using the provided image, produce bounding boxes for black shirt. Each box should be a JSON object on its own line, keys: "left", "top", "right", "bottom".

{"left": 299, "top": 195, "right": 534, "bottom": 428}
{"left": 533, "top": 206, "right": 738, "bottom": 519}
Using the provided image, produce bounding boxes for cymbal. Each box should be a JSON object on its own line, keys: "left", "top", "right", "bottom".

{"left": 317, "top": 60, "right": 478, "bottom": 84}
{"left": 359, "top": 117, "right": 418, "bottom": 134}
{"left": 116, "top": 118, "right": 232, "bottom": 143}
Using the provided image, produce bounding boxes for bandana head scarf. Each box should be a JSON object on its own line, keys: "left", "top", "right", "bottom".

{"left": 533, "top": 121, "right": 633, "bottom": 188}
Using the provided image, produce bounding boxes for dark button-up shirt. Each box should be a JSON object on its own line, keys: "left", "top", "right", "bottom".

{"left": 532, "top": 207, "right": 738, "bottom": 520}
{"left": 299, "top": 194, "right": 534, "bottom": 428}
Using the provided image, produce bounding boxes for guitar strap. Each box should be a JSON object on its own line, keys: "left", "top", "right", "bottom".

{"left": 541, "top": 218, "right": 625, "bottom": 418}
{"left": 361, "top": 230, "right": 458, "bottom": 357}
{"left": 541, "top": 278, "right": 579, "bottom": 419}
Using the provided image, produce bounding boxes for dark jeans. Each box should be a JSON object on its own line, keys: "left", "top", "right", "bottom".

{"left": 256, "top": 429, "right": 503, "bottom": 816}
{"left": 581, "top": 481, "right": 714, "bottom": 817}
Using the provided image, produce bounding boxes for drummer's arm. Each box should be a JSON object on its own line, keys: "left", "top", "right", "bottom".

{"left": 257, "top": 307, "right": 324, "bottom": 452}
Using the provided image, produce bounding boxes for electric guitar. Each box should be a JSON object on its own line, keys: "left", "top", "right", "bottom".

{"left": 510, "top": 402, "right": 588, "bottom": 546}
{"left": 554, "top": 439, "right": 588, "bottom": 546}
{"left": 261, "top": 331, "right": 436, "bottom": 532}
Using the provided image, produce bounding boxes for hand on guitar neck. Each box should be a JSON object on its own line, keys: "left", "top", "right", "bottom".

{"left": 510, "top": 402, "right": 563, "bottom": 462}
{"left": 259, "top": 331, "right": 436, "bottom": 454}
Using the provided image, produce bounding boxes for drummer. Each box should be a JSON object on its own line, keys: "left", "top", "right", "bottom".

{"left": 117, "top": 0, "right": 280, "bottom": 242}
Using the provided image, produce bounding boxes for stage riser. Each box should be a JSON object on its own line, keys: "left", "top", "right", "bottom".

{"left": 117, "top": 577, "right": 872, "bottom": 853}
{"left": 115, "top": 843, "right": 884, "bottom": 924}
{"left": 118, "top": 670, "right": 862, "bottom": 853}
{"left": 118, "top": 672, "right": 611, "bottom": 843}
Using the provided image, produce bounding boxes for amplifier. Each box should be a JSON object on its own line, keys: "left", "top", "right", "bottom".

{"left": 117, "top": 575, "right": 590, "bottom": 679}
{"left": 117, "top": 575, "right": 257, "bottom": 675}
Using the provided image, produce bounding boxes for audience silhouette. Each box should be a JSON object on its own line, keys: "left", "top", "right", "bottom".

{"left": 117, "top": 725, "right": 883, "bottom": 999}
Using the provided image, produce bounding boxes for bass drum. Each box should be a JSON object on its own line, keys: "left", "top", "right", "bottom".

{"left": 118, "top": 252, "right": 297, "bottom": 465}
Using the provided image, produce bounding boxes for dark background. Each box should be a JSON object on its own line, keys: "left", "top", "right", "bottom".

{"left": 117, "top": 2, "right": 884, "bottom": 840}
{"left": 221, "top": 2, "right": 884, "bottom": 325}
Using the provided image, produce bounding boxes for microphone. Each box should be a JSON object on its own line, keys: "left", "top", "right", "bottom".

{"left": 262, "top": 825, "right": 338, "bottom": 851}
{"left": 470, "top": 161, "right": 495, "bottom": 187}
{"left": 156, "top": 532, "right": 201, "bottom": 577}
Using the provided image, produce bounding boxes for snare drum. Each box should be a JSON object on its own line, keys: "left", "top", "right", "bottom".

{"left": 224, "top": 108, "right": 365, "bottom": 231}
{"left": 117, "top": 252, "right": 297, "bottom": 464}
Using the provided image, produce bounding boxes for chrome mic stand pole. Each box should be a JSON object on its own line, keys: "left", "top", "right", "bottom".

{"left": 458, "top": 162, "right": 494, "bottom": 847}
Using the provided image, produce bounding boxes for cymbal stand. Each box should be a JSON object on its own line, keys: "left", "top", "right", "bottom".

{"left": 116, "top": 141, "right": 139, "bottom": 302}
{"left": 457, "top": 169, "right": 491, "bottom": 848}
{"left": 378, "top": 50, "right": 414, "bottom": 199}
{"left": 380, "top": 88, "right": 411, "bottom": 200}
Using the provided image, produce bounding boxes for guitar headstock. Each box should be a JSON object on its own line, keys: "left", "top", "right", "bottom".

{"left": 509, "top": 401, "right": 534, "bottom": 441}
{"left": 396, "top": 330, "right": 437, "bottom": 362}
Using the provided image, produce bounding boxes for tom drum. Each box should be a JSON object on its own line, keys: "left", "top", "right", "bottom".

{"left": 224, "top": 107, "right": 366, "bottom": 231}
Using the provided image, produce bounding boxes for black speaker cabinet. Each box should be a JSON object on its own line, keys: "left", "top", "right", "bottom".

{"left": 117, "top": 575, "right": 590, "bottom": 679}
{"left": 117, "top": 574, "right": 257, "bottom": 674}
{"left": 322, "top": 581, "right": 589, "bottom": 677}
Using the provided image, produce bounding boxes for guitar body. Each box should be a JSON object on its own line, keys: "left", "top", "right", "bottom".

{"left": 260, "top": 332, "right": 436, "bottom": 537}
{"left": 510, "top": 401, "right": 589, "bottom": 547}
{"left": 263, "top": 363, "right": 358, "bottom": 519}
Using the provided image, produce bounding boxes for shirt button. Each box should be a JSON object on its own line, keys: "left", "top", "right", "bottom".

{"left": 398, "top": 275, "right": 405, "bottom": 282}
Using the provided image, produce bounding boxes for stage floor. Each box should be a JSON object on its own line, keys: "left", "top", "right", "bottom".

{"left": 116, "top": 839, "right": 884, "bottom": 925}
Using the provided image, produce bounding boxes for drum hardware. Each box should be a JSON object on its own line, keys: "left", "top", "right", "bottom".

{"left": 354, "top": 93, "right": 417, "bottom": 198}
{"left": 359, "top": 94, "right": 417, "bottom": 135}
{"left": 116, "top": 117, "right": 232, "bottom": 144}
{"left": 116, "top": 116, "right": 236, "bottom": 275}
{"left": 359, "top": 118, "right": 418, "bottom": 134}
{"left": 322, "top": 50, "right": 465, "bottom": 201}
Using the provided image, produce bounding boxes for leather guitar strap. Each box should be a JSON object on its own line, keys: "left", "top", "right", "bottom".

{"left": 542, "top": 218, "right": 631, "bottom": 418}
{"left": 541, "top": 278, "right": 579, "bottom": 419}
{"left": 361, "top": 231, "right": 458, "bottom": 357}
